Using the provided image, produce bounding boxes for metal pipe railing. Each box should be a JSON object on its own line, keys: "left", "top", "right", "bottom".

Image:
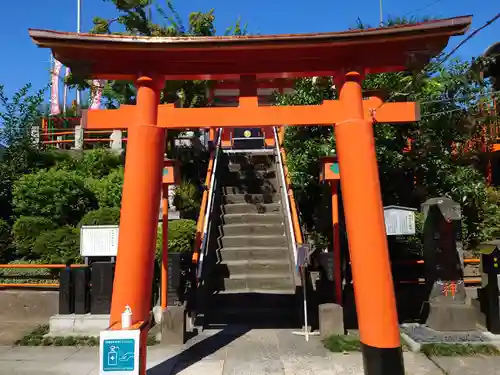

{"left": 0, "top": 260, "right": 482, "bottom": 289}
{"left": 391, "top": 258, "right": 480, "bottom": 265}
{"left": 274, "top": 126, "right": 304, "bottom": 266}
{"left": 195, "top": 129, "right": 222, "bottom": 280}
{"left": 0, "top": 264, "right": 86, "bottom": 269}
{"left": 0, "top": 283, "right": 59, "bottom": 288}
{"left": 0, "top": 264, "right": 87, "bottom": 288}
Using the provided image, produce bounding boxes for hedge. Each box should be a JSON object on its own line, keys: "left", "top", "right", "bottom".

{"left": 79, "top": 207, "right": 120, "bottom": 226}
{"left": 0, "top": 218, "right": 10, "bottom": 262}
{"left": 12, "top": 168, "right": 98, "bottom": 226}
{"left": 33, "top": 226, "right": 82, "bottom": 264}
{"left": 12, "top": 216, "right": 57, "bottom": 259}
{"left": 155, "top": 219, "right": 196, "bottom": 261}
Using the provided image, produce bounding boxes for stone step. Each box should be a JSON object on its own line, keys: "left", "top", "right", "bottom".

{"left": 218, "top": 247, "right": 289, "bottom": 262}
{"left": 221, "top": 234, "right": 288, "bottom": 248}
{"left": 222, "top": 223, "right": 285, "bottom": 236}
{"left": 208, "top": 292, "right": 298, "bottom": 309}
{"left": 202, "top": 306, "right": 300, "bottom": 328}
{"left": 221, "top": 178, "right": 279, "bottom": 191}
{"left": 227, "top": 154, "right": 275, "bottom": 167}
{"left": 222, "top": 170, "right": 277, "bottom": 180}
{"left": 227, "top": 163, "right": 270, "bottom": 172}
{"left": 223, "top": 203, "right": 281, "bottom": 214}
{"left": 216, "top": 259, "right": 291, "bottom": 276}
{"left": 223, "top": 193, "right": 279, "bottom": 204}
{"left": 221, "top": 274, "right": 296, "bottom": 292}
{"left": 223, "top": 185, "right": 277, "bottom": 194}
{"left": 222, "top": 213, "right": 283, "bottom": 224}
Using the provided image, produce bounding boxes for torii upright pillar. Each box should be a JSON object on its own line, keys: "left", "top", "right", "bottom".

{"left": 335, "top": 72, "right": 403, "bottom": 374}
{"left": 109, "top": 75, "right": 165, "bottom": 375}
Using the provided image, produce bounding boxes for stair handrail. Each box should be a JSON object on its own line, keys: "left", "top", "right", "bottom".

{"left": 194, "top": 129, "right": 222, "bottom": 280}
{"left": 192, "top": 129, "right": 219, "bottom": 264}
{"left": 273, "top": 126, "right": 304, "bottom": 266}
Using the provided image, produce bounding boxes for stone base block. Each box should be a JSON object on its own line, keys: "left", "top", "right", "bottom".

{"left": 426, "top": 302, "right": 477, "bottom": 331}
{"left": 48, "top": 314, "right": 110, "bottom": 337}
{"left": 160, "top": 306, "right": 186, "bottom": 345}
{"left": 152, "top": 306, "right": 163, "bottom": 325}
{"left": 318, "top": 303, "right": 344, "bottom": 339}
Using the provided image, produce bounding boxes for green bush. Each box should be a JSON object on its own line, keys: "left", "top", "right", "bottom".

{"left": 0, "top": 218, "right": 11, "bottom": 262}
{"left": 155, "top": 219, "right": 196, "bottom": 261}
{"left": 12, "top": 168, "right": 98, "bottom": 225}
{"left": 86, "top": 167, "right": 124, "bottom": 208}
{"left": 59, "top": 149, "right": 122, "bottom": 179}
{"left": 33, "top": 227, "right": 82, "bottom": 264}
{"left": 12, "top": 216, "right": 57, "bottom": 259}
{"left": 79, "top": 207, "right": 120, "bottom": 226}
{"left": 173, "top": 181, "right": 201, "bottom": 219}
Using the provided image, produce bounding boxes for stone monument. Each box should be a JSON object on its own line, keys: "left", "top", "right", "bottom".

{"left": 421, "top": 197, "right": 476, "bottom": 331}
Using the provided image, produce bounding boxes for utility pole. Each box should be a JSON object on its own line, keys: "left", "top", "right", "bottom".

{"left": 379, "top": 0, "right": 384, "bottom": 27}
{"left": 76, "top": 0, "right": 82, "bottom": 109}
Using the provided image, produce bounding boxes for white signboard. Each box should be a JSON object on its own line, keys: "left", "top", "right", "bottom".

{"left": 383, "top": 206, "right": 417, "bottom": 236}
{"left": 100, "top": 329, "right": 140, "bottom": 375}
{"left": 80, "top": 225, "right": 119, "bottom": 257}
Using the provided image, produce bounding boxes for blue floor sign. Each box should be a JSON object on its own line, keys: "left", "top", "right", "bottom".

{"left": 102, "top": 339, "right": 136, "bottom": 372}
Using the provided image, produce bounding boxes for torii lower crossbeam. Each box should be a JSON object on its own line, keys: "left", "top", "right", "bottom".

{"left": 82, "top": 97, "right": 419, "bottom": 129}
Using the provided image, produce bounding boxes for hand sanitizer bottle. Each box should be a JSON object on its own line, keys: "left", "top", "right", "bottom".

{"left": 121, "top": 305, "right": 132, "bottom": 329}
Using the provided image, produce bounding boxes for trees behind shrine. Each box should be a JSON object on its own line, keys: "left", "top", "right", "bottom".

{"left": 279, "top": 59, "right": 500, "bottom": 253}
{"left": 1, "top": 3, "right": 500, "bottom": 264}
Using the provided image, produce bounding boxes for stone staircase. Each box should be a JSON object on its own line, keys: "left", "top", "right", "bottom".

{"left": 202, "top": 152, "right": 299, "bottom": 327}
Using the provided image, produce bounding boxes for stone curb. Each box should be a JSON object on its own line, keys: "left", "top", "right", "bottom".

{"left": 400, "top": 324, "right": 500, "bottom": 353}
{"left": 400, "top": 331, "right": 422, "bottom": 352}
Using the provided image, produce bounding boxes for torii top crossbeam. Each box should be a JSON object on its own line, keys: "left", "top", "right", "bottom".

{"left": 29, "top": 16, "right": 471, "bottom": 81}
{"left": 29, "top": 16, "right": 471, "bottom": 130}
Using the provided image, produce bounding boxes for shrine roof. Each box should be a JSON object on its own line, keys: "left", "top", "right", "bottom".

{"left": 29, "top": 16, "right": 471, "bottom": 80}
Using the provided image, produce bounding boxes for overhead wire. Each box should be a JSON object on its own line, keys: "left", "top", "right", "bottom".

{"left": 403, "top": 0, "right": 448, "bottom": 17}
{"left": 375, "top": 12, "right": 500, "bottom": 110}
{"left": 419, "top": 92, "right": 499, "bottom": 119}
{"left": 419, "top": 89, "right": 500, "bottom": 105}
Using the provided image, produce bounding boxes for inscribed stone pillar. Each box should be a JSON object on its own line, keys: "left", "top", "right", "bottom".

{"left": 74, "top": 125, "right": 84, "bottom": 150}
{"left": 110, "top": 130, "right": 123, "bottom": 152}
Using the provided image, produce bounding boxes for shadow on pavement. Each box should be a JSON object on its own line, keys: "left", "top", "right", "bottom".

{"left": 147, "top": 325, "right": 250, "bottom": 375}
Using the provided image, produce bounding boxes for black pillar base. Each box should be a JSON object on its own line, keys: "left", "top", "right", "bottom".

{"left": 485, "top": 273, "right": 500, "bottom": 334}
{"left": 59, "top": 267, "right": 74, "bottom": 315}
{"left": 91, "top": 262, "right": 115, "bottom": 314}
{"left": 361, "top": 342, "right": 405, "bottom": 375}
{"left": 74, "top": 267, "right": 90, "bottom": 314}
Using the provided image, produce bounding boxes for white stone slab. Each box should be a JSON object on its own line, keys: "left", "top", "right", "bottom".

{"left": 48, "top": 314, "right": 110, "bottom": 337}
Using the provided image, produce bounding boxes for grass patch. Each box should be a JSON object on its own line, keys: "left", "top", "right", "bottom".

{"left": 16, "top": 324, "right": 159, "bottom": 347}
{"left": 323, "top": 335, "right": 361, "bottom": 352}
{"left": 421, "top": 343, "right": 500, "bottom": 357}
{"left": 324, "top": 334, "right": 410, "bottom": 352}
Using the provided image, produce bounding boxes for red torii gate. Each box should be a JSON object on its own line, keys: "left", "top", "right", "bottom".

{"left": 29, "top": 16, "right": 470, "bottom": 375}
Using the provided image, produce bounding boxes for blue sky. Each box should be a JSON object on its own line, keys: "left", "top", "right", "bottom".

{"left": 1, "top": 0, "right": 499, "bottom": 102}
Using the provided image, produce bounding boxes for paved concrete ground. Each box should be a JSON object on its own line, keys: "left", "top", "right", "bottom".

{"left": 0, "top": 321, "right": 43, "bottom": 346}
{"left": 0, "top": 328, "right": 499, "bottom": 375}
